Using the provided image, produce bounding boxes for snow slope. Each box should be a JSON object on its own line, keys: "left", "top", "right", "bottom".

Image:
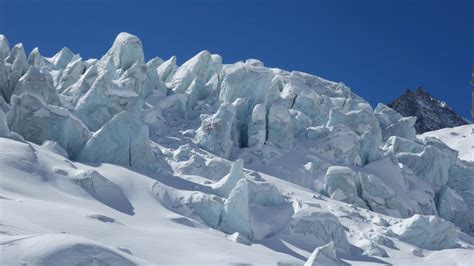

{"left": 420, "top": 124, "right": 474, "bottom": 162}
{"left": 2, "top": 137, "right": 473, "bottom": 265}
{"left": 1, "top": 33, "right": 474, "bottom": 265}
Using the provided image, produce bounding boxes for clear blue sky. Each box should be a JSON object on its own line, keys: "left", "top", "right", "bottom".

{"left": 1, "top": 0, "right": 473, "bottom": 118}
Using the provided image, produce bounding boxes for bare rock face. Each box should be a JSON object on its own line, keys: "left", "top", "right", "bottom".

{"left": 388, "top": 87, "right": 467, "bottom": 134}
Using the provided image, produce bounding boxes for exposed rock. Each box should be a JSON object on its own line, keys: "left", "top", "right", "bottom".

{"left": 388, "top": 87, "right": 467, "bottom": 134}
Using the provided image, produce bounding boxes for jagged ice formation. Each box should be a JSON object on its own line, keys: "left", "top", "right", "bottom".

{"left": 0, "top": 32, "right": 473, "bottom": 264}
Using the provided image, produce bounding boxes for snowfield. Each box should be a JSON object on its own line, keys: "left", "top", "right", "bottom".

{"left": 420, "top": 124, "right": 474, "bottom": 162}
{"left": 0, "top": 33, "right": 473, "bottom": 265}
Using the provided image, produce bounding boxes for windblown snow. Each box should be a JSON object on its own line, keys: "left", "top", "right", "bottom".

{"left": 0, "top": 32, "right": 473, "bottom": 265}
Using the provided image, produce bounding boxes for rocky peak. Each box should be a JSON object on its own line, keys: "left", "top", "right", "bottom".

{"left": 388, "top": 87, "right": 467, "bottom": 134}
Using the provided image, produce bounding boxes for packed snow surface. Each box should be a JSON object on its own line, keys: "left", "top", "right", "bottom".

{"left": 1, "top": 33, "right": 473, "bottom": 265}
{"left": 420, "top": 124, "right": 474, "bottom": 162}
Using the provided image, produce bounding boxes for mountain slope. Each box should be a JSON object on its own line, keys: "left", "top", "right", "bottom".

{"left": 420, "top": 124, "right": 474, "bottom": 162}
{"left": 388, "top": 87, "right": 468, "bottom": 134}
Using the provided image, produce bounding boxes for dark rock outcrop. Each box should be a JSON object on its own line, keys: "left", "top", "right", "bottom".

{"left": 388, "top": 87, "right": 467, "bottom": 134}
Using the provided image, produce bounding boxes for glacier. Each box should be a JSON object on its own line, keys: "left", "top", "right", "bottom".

{"left": 304, "top": 241, "right": 347, "bottom": 266}
{"left": 212, "top": 159, "right": 245, "bottom": 197}
{"left": 78, "top": 111, "right": 159, "bottom": 172}
{"left": 390, "top": 214, "right": 458, "bottom": 250}
{"left": 0, "top": 32, "right": 473, "bottom": 265}
{"left": 7, "top": 93, "right": 91, "bottom": 158}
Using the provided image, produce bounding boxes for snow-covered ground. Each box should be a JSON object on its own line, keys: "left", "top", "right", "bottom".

{"left": 1, "top": 33, "right": 473, "bottom": 265}
{"left": 1, "top": 137, "right": 473, "bottom": 265}
{"left": 420, "top": 124, "right": 474, "bottom": 162}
